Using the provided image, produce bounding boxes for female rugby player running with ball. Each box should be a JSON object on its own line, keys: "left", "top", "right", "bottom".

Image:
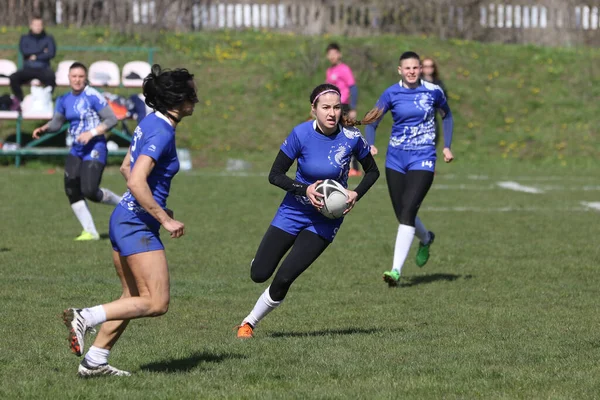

{"left": 236, "top": 83, "right": 381, "bottom": 339}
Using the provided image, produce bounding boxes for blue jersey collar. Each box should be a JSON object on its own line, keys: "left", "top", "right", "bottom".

{"left": 398, "top": 79, "right": 424, "bottom": 89}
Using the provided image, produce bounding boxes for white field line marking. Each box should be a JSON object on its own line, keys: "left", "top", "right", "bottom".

{"left": 429, "top": 184, "right": 600, "bottom": 191}
{"left": 497, "top": 181, "right": 545, "bottom": 194}
{"left": 433, "top": 184, "right": 496, "bottom": 191}
{"left": 444, "top": 174, "right": 596, "bottom": 182}
{"left": 581, "top": 202, "right": 600, "bottom": 211}
{"left": 422, "top": 206, "right": 590, "bottom": 212}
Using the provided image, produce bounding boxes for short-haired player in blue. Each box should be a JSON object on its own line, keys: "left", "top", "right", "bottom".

{"left": 62, "top": 64, "right": 198, "bottom": 377}
{"left": 33, "top": 62, "right": 121, "bottom": 241}
{"left": 236, "top": 83, "right": 381, "bottom": 339}
{"left": 365, "top": 51, "right": 455, "bottom": 287}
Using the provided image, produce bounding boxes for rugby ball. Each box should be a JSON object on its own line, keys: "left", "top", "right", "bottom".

{"left": 315, "top": 179, "right": 348, "bottom": 219}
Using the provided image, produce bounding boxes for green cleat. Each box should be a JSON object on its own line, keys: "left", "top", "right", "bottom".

{"left": 74, "top": 231, "right": 100, "bottom": 241}
{"left": 382, "top": 270, "right": 400, "bottom": 287}
{"left": 416, "top": 231, "right": 435, "bottom": 267}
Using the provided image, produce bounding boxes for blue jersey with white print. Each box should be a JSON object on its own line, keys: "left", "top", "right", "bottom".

{"left": 55, "top": 86, "right": 108, "bottom": 154}
{"left": 120, "top": 112, "right": 180, "bottom": 217}
{"left": 279, "top": 120, "right": 370, "bottom": 211}
{"left": 369, "top": 80, "right": 447, "bottom": 150}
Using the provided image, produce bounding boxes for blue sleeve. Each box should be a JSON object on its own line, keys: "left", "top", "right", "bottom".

{"left": 433, "top": 86, "right": 448, "bottom": 109}
{"left": 54, "top": 96, "right": 65, "bottom": 114}
{"left": 364, "top": 90, "right": 390, "bottom": 145}
{"left": 440, "top": 103, "right": 454, "bottom": 149}
{"left": 280, "top": 129, "right": 301, "bottom": 160}
{"left": 353, "top": 134, "right": 371, "bottom": 161}
{"left": 36, "top": 36, "right": 56, "bottom": 61}
{"left": 140, "top": 130, "right": 172, "bottom": 162}
{"left": 349, "top": 85, "right": 358, "bottom": 110}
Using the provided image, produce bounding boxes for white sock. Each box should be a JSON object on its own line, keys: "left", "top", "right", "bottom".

{"left": 392, "top": 224, "right": 416, "bottom": 275}
{"left": 100, "top": 188, "right": 121, "bottom": 206}
{"left": 84, "top": 345, "right": 110, "bottom": 367}
{"left": 70, "top": 200, "right": 98, "bottom": 235}
{"left": 242, "top": 286, "right": 282, "bottom": 328}
{"left": 80, "top": 305, "right": 107, "bottom": 327}
{"left": 414, "top": 217, "right": 431, "bottom": 245}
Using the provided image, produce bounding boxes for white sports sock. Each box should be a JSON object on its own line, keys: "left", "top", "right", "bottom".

{"left": 392, "top": 224, "right": 416, "bottom": 275}
{"left": 242, "top": 286, "right": 282, "bottom": 328}
{"left": 71, "top": 200, "right": 98, "bottom": 236}
{"left": 414, "top": 217, "right": 431, "bottom": 245}
{"left": 100, "top": 188, "right": 122, "bottom": 206}
{"left": 80, "top": 305, "right": 107, "bottom": 327}
{"left": 84, "top": 346, "right": 110, "bottom": 367}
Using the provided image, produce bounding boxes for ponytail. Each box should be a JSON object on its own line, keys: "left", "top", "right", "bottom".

{"left": 342, "top": 107, "right": 384, "bottom": 127}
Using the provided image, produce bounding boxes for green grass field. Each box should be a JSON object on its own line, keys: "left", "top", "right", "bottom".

{"left": 2, "top": 161, "right": 600, "bottom": 399}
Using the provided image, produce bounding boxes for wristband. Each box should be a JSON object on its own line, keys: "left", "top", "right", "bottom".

{"left": 91, "top": 128, "right": 99, "bottom": 137}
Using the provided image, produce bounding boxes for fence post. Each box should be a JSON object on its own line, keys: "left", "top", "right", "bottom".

{"left": 148, "top": 48, "right": 155, "bottom": 65}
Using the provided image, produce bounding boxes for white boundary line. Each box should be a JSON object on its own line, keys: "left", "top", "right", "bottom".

{"left": 423, "top": 206, "right": 591, "bottom": 212}
{"left": 496, "top": 181, "right": 545, "bottom": 194}
{"left": 581, "top": 202, "right": 600, "bottom": 211}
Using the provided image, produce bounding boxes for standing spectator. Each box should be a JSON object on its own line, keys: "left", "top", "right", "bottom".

{"left": 325, "top": 43, "right": 361, "bottom": 176}
{"left": 421, "top": 57, "right": 448, "bottom": 147}
{"left": 9, "top": 16, "right": 56, "bottom": 108}
{"left": 421, "top": 57, "right": 447, "bottom": 96}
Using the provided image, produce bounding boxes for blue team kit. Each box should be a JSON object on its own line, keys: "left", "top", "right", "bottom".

{"left": 271, "top": 120, "right": 370, "bottom": 242}
{"left": 109, "top": 112, "right": 180, "bottom": 256}
{"left": 365, "top": 80, "right": 448, "bottom": 174}
{"left": 55, "top": 86, "right": 109, "bottom": 164}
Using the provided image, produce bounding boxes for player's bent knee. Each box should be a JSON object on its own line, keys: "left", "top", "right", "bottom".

{"left": 250, "top": 258, "right": 277, "bottom": 283}
{"left": 64, "top": 179, "right": 83, "bottom": 204}
{"left": 149, "top": 301, "right": 169, "bottom": 317}
{"left": 250, "top": 267, "right": 271, "bottom": 283}
{"left": 82, "top": 187, "right": 102, "bottom": 202}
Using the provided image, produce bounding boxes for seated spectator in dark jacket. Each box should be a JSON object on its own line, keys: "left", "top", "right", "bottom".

{"left": 10, "top": 16, "right": 56, "bottom": 104}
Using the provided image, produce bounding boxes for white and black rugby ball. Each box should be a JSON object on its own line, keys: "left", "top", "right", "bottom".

{"left": 315, "top": 179, "right": 348, "bottom": 219}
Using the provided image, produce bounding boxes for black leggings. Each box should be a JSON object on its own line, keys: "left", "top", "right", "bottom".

{"left": 64, "top": 154, "right": 105, "bottom": 204}
{"left": 251, "top": 226, "right": 330, "bottom": 301}
{"left": 386, "top": 168, "right": 435, "bottom": 227}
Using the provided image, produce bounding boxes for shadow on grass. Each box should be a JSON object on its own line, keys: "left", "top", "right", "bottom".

{"left": 99, "top": 233, "right": 110, "bottom": 240}
{"left": 269, "top": 327, "right": 390, "bottom": 338}
{"left": 399, "top": 273, "right": 473, "bottom": 288}
{"left": 140, "top": 351, "right": 246, "bottom": 373}
{"left": 0, "top": 247, "right": 10, "bottom": 252}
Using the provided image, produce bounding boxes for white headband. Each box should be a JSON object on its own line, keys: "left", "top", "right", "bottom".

{"left": 311, "top": 89, "right": 341, "bottom": 106}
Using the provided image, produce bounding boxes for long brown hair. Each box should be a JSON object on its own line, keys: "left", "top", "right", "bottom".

{"left": 422, "top": 57, "right": 440, "bottom": 81}
{"left": 342, "top": 107, "right": 384, "bottom": 127}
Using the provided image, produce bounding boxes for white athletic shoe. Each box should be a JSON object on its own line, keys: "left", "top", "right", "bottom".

{"left": 62, "top": 308, "right": 94, "bottom": 357}
{"left": 78, "top": 359, "right": 131, "bottom": 377}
